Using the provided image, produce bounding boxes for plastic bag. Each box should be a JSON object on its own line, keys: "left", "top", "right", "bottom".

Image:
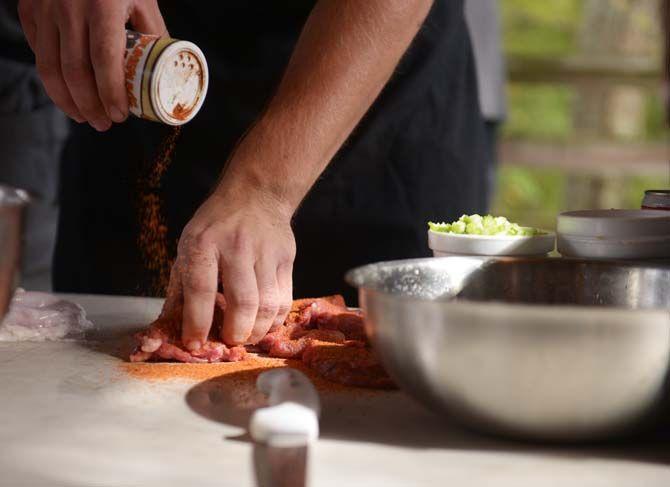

{"left": 0, "top": 289, "right": 94, "bottom": 341}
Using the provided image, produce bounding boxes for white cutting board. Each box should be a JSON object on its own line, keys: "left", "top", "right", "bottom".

{"left": 1, "top": 294, "right": 670, "bottom": 487}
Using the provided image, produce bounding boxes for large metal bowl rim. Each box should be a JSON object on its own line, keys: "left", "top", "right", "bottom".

{"left": 362, "top": 286, "right": 670, "bottom": 319}
{"left": 345, "top": 256, "right": 670, "bottom": 312}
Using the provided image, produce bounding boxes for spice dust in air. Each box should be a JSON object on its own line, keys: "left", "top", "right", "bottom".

{"left": 137, "top": 126, "right": 182, "bottom": 296}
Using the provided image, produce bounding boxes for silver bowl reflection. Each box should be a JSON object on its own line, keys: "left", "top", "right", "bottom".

{"left": 0, "top": 185, "right": 29, "bottom": 320}
{"left": 346, "top": 257, "right": 670, "bottom": 441}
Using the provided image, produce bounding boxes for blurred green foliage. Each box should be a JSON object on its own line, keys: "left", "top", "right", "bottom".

{"left": 500, "top": 0, "right": 581, "bottom": 144}
{"left": 491, "top": 167, "right": 663, "bottom": 230}
{"left": 623, "top": 173, "right": 669, "bottom": 205}
{"left": 491, "top": 167, "right": 565, "bottom": 230}
{"left": 501, "top": 0, "right": 582, "bottom": 58}
{"left": 503, "top": 84, "right": 574, "bottom": 141}
{"left": 494, "top": 0, "right": 668, "bottom": 229}
{"left": 494, "top": 166, "right": 564, "bottom": 212}
{"left": 645, "top": 92, "right": 669, "bottom": 140}
{"left": 501, "top": 0, "right": 667, "bottom": 143}
{"left": 504, "top": 84, "right": 667, "bottom": 143}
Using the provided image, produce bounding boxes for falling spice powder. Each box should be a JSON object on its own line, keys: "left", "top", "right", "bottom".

{"left": 137, "top": 126, "right": 181, "bottom": 296}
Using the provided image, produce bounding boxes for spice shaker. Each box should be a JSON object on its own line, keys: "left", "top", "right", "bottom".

{"left": 124, "top": 30, "right": 209, "bottom": 125}
{"left": 641, "top": 190, "right": 670, "bottom": 211}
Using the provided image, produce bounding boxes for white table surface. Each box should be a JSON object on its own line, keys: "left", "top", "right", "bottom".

{"left": 1, "top": 294, "right": 670, "bottom": 487}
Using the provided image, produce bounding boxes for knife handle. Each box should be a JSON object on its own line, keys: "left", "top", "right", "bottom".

{"left": 256, "top": 368, "right": 321, "bottom": 416}
{"left": 250, "top": 368, "right": 320, "bottom": 446}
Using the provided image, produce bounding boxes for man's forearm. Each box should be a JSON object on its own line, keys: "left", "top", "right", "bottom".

{"left": 217, "top": 0, "right": 434, "bottom": 213}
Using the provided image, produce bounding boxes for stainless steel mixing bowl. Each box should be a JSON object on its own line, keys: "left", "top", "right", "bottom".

{"left": 0, "top": 185, "right": 28, "bottom": 320}
{"left": 346, "top": 257, "right": 670, "bottom": 441}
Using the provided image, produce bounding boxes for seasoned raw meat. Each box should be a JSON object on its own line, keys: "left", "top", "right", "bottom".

{"left": 130, "top": 293, "right": 394, "bottom": 389}
{"left": 302, "top": 340, "right": 395, "bottom": 389}
{"left": 310, "top": 305, "right": 367, "bottom": 342}
{"left": 257, "top": 295, "right": 365, "bottom": 356}
{"left": 265, "top": 329, "right": 346, "bottom": 358}
{"left": 130, "top": 293, "right": 246, "bottom": 363}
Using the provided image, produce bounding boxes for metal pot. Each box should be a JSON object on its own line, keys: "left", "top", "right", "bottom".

{"left": 346, "top": 256, "right": 670, "bottom": 441}
{"left": 0, "top": 185, "right": 29, "bottom": 320}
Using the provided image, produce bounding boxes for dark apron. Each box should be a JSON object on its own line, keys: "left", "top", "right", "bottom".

{"left": 54, "top": 0, "right": 488, "bottom": 304}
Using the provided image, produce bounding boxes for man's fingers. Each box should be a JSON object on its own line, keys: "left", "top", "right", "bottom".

{"left": 34, "top": 15, "right": 84, "bottom": 122}
{"left": 58, "top": 10, "right": 111, "bottom": 131}
{"left": 161, "top": 262, "right": 183, "bottom": 318}
{"left": 129, "top": 1, "right": 167, "bottom": 36}
{"left": 88, "top": 2, "right": 129, "bottom": 123}
{"left": 247, "top": 260, "right": 280, "bottom": 344}
{"left": 275, "top": 262, "right": 293, "bottom": 328}
{"left": 180, "top": 247, "right": 218, "bottom": 351}
{"left": 220, "top": 257, "right": 259, "bottom": 346}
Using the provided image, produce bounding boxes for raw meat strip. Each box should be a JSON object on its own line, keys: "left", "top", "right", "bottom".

{"left": 130, "top": 293, "right": 246, "bottom": 363}
{"left": 302, "top": 340, "right": 395, "bottom": 389}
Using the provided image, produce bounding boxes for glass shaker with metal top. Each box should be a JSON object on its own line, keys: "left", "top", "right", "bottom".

{"left": 641, "top": 190, "right": 670, "bottom": 211}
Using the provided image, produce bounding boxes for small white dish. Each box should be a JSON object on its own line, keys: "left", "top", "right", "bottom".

{"left": 428, "top": 230, "right": 556, "bottom": 257}
{"left": 557, "top": 209, "right": 670, "bottom": 259}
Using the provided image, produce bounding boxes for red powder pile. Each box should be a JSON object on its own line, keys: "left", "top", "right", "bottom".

{"left": 118, "top": 354, "right": 358, "bottom": 393}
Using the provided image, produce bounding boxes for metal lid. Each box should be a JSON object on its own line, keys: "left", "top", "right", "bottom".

{"left": 642, "top": 189, "right": 670, "bottom": 209}
{"left": 556, "top": 209, "right": 670, "bottom": 259}
{"left": 557, "top": 209, "right": 670, "bottom": 238}
{"left": 151, "top": 41, "right": 209, "bottom": 126}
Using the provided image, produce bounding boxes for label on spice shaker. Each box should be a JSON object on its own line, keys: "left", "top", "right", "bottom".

{"left": 124, "top": 30, "right": 209, "bottom": 126}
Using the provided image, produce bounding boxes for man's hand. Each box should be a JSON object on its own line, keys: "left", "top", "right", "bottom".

{"left": 18, "top": 0, "right": 166, "bottom": 130}
{"left": 165, "top": 188, "right": 296, "bottom": 349}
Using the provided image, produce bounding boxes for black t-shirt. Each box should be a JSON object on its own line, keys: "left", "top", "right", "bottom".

{"left": 55, "top": 0, "right": 488, "bottom": 301}
{"left": 0, "top": 0, "right": 34, "bottom": 64}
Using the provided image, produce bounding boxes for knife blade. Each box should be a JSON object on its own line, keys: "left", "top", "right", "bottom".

{"left": 250, "top": 368, "right": 320, "bottom": 487}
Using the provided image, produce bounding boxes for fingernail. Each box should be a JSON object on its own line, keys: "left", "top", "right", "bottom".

{"left": 72, "top": 115, "right": 85, "bottom": 123}
{"left": 233, "top": 333, "right": 250, "bottom": 345}
{"left": 186, "top": 340, "right": 202, "bottom": 351}
{"left": 109, "top": 106, "right": 126, "bottom": 123}
{"left": 91, "top": 118, "right": 112, "bottom": 132}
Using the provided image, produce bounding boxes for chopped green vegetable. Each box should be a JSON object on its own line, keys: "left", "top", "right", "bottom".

{"left": 428, "top": 214, "right": 539, "bottom": 237}
{"left": 428, "top": 221, "right": 451, "bottom": 233}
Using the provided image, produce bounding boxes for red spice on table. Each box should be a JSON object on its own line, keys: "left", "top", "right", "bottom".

{"left": 118, "top": 354, "right": 361, "bottom": 393}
